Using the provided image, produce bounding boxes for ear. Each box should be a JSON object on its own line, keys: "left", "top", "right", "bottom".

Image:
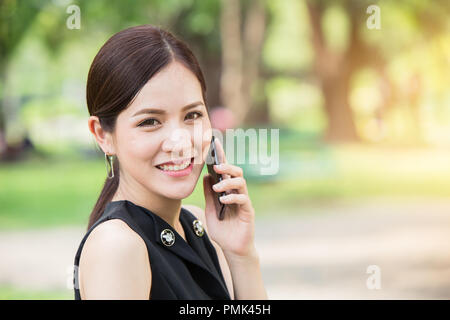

{"left": 88, "top": 116, "right": 116, "bottom": 155}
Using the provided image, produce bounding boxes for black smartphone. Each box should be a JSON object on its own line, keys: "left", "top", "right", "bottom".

{"left": 206, "top": 135, "right": 226, "bottom": 220}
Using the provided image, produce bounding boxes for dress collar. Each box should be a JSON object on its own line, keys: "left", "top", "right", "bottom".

{"left": 104, "top": 200, "right": 230, "bottom": 299}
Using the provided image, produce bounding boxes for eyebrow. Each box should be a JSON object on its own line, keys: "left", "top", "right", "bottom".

{"left": 132, "top": 101, "right": 204, "bottom": 117}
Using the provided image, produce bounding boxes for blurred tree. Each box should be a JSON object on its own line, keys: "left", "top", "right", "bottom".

{"left": 0, "top": 0, "right": 42, "bottom": 159}
{"left": 169, "top": 0, "right": 223, "bottom": 109}
{"left": 305, "top": 0, "right": 373, "bottom": 142}
{"left": 220, "top": 0, "right": 268, "bottom": 126}
{"left": 305, "top": 0, "right": 450, "bottom": 142}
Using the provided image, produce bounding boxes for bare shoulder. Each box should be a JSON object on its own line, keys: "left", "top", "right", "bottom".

{"left": 79, "top": 219, "right": 151, "bottom": 299}
{"left": 182, "top": 204, "right": 235, "bottom": 299}
{"left": 83, "top": 219, "right": 148, "bottom": 259}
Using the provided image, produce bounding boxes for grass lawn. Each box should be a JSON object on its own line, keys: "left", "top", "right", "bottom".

{"left": 2, "top": 144, "right": 450, "bottom": 230}
{"left": 0, "top": 286, "right": 73, "bottom": 300}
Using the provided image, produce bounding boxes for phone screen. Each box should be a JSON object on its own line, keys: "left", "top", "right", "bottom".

{"left": 206, "top": 136, "right": 226, "bottom": 220}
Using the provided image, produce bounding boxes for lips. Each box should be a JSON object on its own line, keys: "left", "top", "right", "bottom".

{"left": 155, "top": 157, "right": 194, "bottom": 171}
{"left": 155, "top": 157, "right": 194, "bottom": 177}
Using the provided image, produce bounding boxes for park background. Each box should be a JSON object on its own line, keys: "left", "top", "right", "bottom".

{"left": 0, "top": 0, "right": 449, "bottom": 299}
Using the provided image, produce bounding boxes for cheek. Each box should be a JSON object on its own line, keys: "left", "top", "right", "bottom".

{"left": 118, "top": 132, "right": 159, "bottom": 161}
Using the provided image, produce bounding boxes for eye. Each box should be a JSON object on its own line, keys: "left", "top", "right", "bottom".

{"left": 185, "top": 111, "right": 203, "bottom": 121}
{"left": 138, "top": 118, "right": 161, "bottom": 127}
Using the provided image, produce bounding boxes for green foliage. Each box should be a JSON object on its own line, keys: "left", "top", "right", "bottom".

{"left": 263, "top": 0, "right": 313, "bottom": 72}
{"left": 321, "top": 4, "right": 350, "bottom": 53}
{"left": 265, "top": 77, "right": 326, "bottom": 132}
{"left": 0, "top": 0, "right": 43, "bottom": 62}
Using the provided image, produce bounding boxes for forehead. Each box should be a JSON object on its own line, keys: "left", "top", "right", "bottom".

{"left": 125, "top": 61, "right": 204, "bottom": 115}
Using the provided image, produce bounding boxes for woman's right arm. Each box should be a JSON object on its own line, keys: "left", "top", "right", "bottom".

{"left": 78, "top": 219, "right": 152, "bottom": 299}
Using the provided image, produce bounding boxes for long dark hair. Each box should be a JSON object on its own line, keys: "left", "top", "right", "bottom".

{"left": 86, "top": 25, "right": 208, "bottom": 230}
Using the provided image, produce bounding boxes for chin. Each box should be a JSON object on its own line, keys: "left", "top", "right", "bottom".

{"left": 160, "top": 189, "right": 194, "bottom": 200}
{"left": 157, "top": 180, "right": 197, "bottom": 200}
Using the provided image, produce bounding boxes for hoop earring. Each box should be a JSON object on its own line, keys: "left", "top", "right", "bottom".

{"left": 105, "top": 153, "right": 114, "bottom": 179}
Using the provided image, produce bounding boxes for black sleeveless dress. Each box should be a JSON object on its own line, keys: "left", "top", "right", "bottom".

{"left": 73, "top": 200, "right": 231, "bottom": 300}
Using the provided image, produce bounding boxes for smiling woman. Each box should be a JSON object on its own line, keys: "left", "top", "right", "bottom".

{"left": 73, "top": 24, "right": 267, "bottom": 301}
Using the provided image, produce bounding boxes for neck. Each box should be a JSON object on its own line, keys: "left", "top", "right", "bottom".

{"left": 111, "top": 176, "right": 182, "bottom": 229}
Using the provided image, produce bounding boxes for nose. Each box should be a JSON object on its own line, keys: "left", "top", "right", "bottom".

{"left": 161, "top": 128, "right": 193, "bottom": 159}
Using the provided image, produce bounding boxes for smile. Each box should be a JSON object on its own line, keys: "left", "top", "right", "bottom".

{"left": 155, "top": 157, "right": 194, "bottom": 177}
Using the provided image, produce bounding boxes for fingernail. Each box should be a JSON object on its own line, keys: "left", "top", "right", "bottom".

{"left": 212, "top": 183, "right": 221, "bottom": 191}
{"left": 215, "top": 164, "right": 223, "bottom": 170}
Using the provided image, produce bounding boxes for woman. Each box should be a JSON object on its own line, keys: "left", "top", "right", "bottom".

{"left": 73, "top": 24, "right": 267, "bottom": 300}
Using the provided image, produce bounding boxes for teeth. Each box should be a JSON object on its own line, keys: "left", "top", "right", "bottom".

{"left": 157, "top": 159, "right": 191, "bottom": 171}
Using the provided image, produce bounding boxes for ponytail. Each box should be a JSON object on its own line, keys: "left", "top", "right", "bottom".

{"left": 87, "top": 157, "right": 120, "bottom": 230}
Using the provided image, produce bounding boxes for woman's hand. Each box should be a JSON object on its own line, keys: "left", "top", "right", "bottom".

{"left": 203, "top": 138, "right": 257, "bottom": 259}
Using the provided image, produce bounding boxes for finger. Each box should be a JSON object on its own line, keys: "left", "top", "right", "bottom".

{"left": 212, "top": 177, "right": 247, "bottom": 194}
{"left": 213, "top": 163, "right": 243, "bottom": 178}
{"left": 219, "top": 194, "right": 254, "bottom": 220}
{"left": 222, "top": 172, "right": 231, "bottom": 181}
{"left": 219, "top": 193, "right": 247, "bottom": 204}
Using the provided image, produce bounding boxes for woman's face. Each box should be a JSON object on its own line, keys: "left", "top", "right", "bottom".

{"left": 111, "top": 61, "right": 212, "bottom": 200}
